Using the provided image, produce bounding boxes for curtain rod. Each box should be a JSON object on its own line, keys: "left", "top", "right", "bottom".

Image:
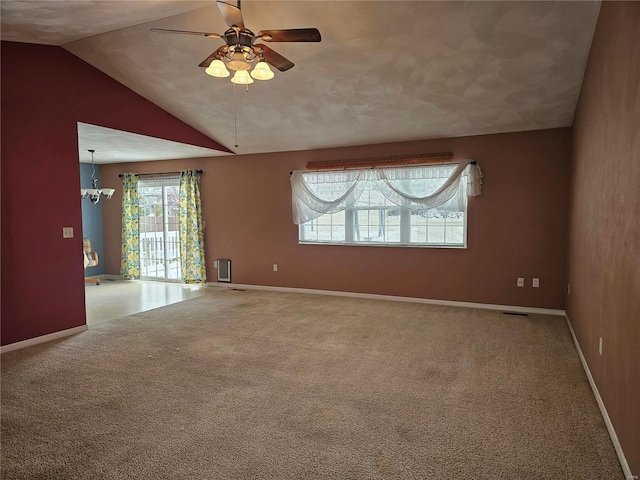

{"left": 118, "top": 170, "right": 203, "bottom": 178}
{"left": 305, "top": 152, "right": 454, "bottom": 171}
{"left": 290, "top": 160, "right": 475, "bottom": 175}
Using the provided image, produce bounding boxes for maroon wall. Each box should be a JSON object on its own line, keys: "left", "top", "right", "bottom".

{"left": 0, "top": 41, "right": 229, "bottom": 346}
{"left": 102, "top": 128, "right": 571, "bottom": 310}
{"left": 567, "top": 2, "right": 640, "bottom": 473}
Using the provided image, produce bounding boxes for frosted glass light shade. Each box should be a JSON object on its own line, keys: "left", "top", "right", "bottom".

{"left": 227, "top": 51, "right": 250, "bottom": 71}
{"left": 231, "top": 70, "right": 254, "bottom": 85}
{"left": 101, "top": 188, "right": 116, "bottom": 199}
{"left": 250, "top": 61, "right": 274, "bottom": 80}
{"left": 205, "top": 59, "right": 230, "bottom": 78}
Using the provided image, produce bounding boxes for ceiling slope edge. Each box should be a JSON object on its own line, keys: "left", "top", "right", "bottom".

{"left": 42, "top": 42, "right": 233, "bottom": 154}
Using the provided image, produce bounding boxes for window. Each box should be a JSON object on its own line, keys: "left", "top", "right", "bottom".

{"left": 293, "top": 161, "right": 482, "bottom": 248}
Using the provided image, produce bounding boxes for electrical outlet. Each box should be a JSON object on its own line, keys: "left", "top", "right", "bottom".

{"left": 273, "top": 264, "right": 278, "bottom": 272}
{"left": 599, "top": 337, "right": 603, "bottom": 356}
{"left": 532, "top": 278, "right": 539, "bottom": 288}
{"left": 62, "top": 227, "right": 74, "bottom": 238}
{"left": 214, "top": 260, "right": 218, "bottom": 268}
{"left": 517, "top": 278, "right": 524, "bottom": 287}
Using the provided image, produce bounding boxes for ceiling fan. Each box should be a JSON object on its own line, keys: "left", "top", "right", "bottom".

{"left": 151, "top": 0, "right": 321, "bottom": 83}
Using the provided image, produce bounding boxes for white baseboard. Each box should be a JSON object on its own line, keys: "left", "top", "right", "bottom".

{"left": 565, "top": 315, "right": 634, "bottom": 480}
{"left": 0, "top": 325, "right": 88, "bottom": 354}
{"left": 206, "top": 282, "right": 565, "bottom": 316}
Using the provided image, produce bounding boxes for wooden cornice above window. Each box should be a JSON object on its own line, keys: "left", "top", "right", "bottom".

{"left": 306, "top": 152, "right": 454, "bottom": 171}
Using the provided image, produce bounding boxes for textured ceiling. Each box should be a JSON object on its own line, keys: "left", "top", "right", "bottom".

{"left": 0, "top": 1, "right": 212, "bottom": 45}
{"left": 1, "top": 1, "right": 601, "bottom": 159}
{"left": 77, "top": 123, "right": 226, "bottom": 164}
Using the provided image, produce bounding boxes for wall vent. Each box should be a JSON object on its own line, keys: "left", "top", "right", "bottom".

{"left": 217, "top": 258, "right": 231, "bottom": 282}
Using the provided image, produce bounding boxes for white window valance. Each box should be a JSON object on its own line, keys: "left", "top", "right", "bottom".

{"left": 291, "top": 160, "right": 483, "bottom": 225}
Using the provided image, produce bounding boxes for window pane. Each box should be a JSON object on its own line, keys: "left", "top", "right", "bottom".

{"left": 386, "top": 209, "right": 401, "bottom": 242}
{"left": 301, "top": 211, "right": 345, "bottom": 242}
{"left": 138, "top": 181, "right": 182, "bottom": 279}
{"left": 410, "top": 211, "right": 427, "bottom": 243}
{"left": 300, "top": 220, "right": 318, "bottom": 242}
{"left": 427, "top": 214, "right": 445, "bottom": 244}
{"left": 444, "top": 214, "right": 465, "bottom": 244}
{"left": 352, "top": 208, "right": 400, "bottom": 243}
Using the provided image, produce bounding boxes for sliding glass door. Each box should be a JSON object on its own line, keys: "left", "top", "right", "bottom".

{"left": 138, "top": 178, "right": 181, "bottom": 280}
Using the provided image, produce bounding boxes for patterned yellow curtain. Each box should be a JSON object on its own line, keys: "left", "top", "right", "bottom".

{"left": 179, "top": 170, "right": 206, "bottom": 283}
{"left": 120, "top": 173, "right": 140, "bottom": 279}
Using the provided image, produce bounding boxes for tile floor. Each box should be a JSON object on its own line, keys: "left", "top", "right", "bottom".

{"left": 84, "top": 279, "right": 221, "bottom": 325}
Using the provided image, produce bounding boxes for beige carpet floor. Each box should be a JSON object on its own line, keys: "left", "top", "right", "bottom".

{"left": 1, "top": 289, "right": 623, "bottom": 479}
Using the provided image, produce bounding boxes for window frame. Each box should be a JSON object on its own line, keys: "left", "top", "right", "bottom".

{"left": 138, "top": 177, "right": 183, "bottom": 280}
{"left": 297, "top": 165, "right": 469, "bottom": 249}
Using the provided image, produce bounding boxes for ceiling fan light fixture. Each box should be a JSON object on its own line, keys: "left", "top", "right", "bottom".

{"left": 205, "top": 59, "right": 230, "bottom": 77}
{"left": 227, "top": 51, "right": 251, "bottom": 71}
{"left": 153, "top": 5, "right": 322, "bottom": 82}
{"left": 250, "top": 61, "right": 274, "bottom": 80}
{"left": 231, "top": 70, "right": 254, "bottom": 85}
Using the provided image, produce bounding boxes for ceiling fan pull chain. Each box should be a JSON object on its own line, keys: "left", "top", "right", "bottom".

{"left": 234, "top": 83, "right": 239, "bottom": 148}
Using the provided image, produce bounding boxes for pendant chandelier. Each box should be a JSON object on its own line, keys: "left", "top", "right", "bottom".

{"left": 81, "top": 149, "right": 115, "bottom": 204}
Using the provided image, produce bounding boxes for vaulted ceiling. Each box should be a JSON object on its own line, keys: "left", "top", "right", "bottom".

{"left": 1, "top": 1, "right": 601, "bottom": 160}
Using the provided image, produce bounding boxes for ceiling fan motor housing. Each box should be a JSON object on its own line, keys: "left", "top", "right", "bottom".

{"left": 224, "top": 28, "right": 255, "bottom": 55}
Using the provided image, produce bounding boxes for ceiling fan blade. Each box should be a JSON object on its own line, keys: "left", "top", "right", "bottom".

{"left": 150, "top": 28, "right": 221, "bottom": 39}
{"left": 198, "top": 46, "right": 228, "bottom": 68}
{"left": 257, "top": 28, "right": 321, "bottom": 42}
{"left": 217, "top": 0, "right": 245, "bottom": 29}
{"left": 254, "top": 44, "right": 294, "bottom": 72}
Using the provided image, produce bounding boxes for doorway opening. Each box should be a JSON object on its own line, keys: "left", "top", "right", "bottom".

{"left": 139, "top": 177, "right": 181, "bottom": 281}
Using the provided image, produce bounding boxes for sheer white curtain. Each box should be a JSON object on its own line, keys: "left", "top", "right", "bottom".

{"left": 291, "top": 160, "right": 482, "bottom": 224}
{"left": 291, "top": 169, "right": 371, "bottom": 225}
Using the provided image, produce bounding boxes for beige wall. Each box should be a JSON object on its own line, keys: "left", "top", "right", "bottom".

{"left": 102, "top": 128, "right": 570, "bottom": 310}
{"left": 568, "top": 2, "right": 640, "bottom": 474}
